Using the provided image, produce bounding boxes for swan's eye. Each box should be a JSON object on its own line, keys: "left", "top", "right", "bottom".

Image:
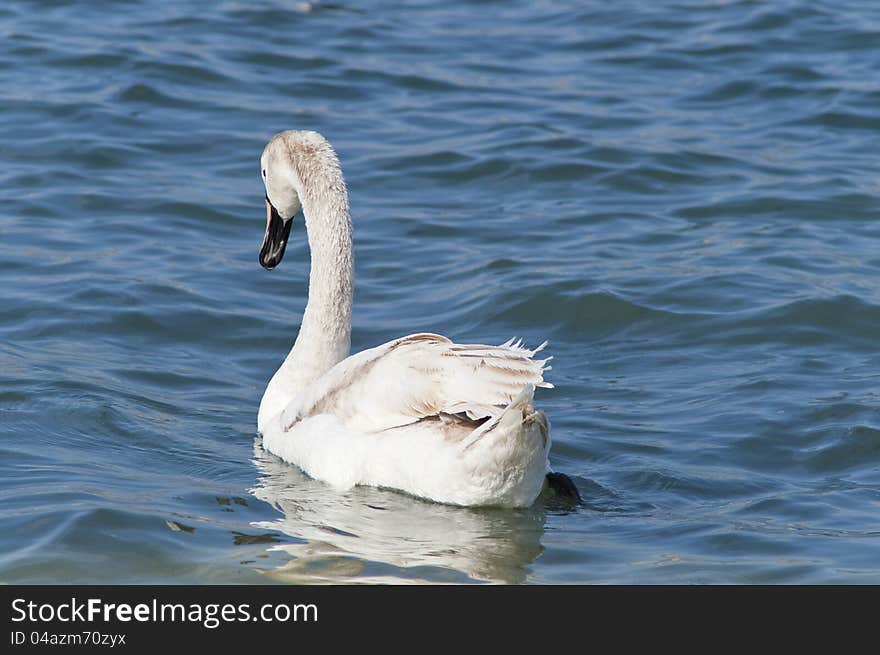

{"left": 261, "top": 168, "right": 267, "bottom": 179}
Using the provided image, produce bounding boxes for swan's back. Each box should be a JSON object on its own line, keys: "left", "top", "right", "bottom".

{"left": 261, "top": 334, "right": 554, "bottom": 507}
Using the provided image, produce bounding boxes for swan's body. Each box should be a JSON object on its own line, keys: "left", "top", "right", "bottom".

{"left": 255, "top": 130, "right": 569, "bottom": 508}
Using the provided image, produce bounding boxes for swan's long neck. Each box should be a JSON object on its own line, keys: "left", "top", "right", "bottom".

{"left": 292, "top": 175, "right": 353, "bottom": 374}
{"left": 258, "top": 152, "right": 353, "bottom": 431}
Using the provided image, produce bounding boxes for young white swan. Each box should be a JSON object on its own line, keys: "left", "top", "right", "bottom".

{"left": 255, "top": 130, "right": 577, "bottom": 508}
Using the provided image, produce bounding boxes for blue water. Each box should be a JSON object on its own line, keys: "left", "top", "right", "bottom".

{"left": 2, "top": 0, "right": 880, "bottom": 583}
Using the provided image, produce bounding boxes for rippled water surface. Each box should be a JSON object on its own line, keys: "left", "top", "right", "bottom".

{"left": 2, "top": 0, "right": 880, "bottom": 583}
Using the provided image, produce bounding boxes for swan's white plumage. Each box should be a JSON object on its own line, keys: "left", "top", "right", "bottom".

{"left": 256, "top": 130, "right": 556, "bottom": 508}
{"left": 278, "top": 333, "right": 552, "bottom": 434}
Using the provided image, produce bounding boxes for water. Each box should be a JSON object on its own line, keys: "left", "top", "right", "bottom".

{"left": 2, "top": 0, "right": 879, "bottom": 584}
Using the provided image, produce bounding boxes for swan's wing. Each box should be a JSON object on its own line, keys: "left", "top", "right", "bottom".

{"left": 279, "top": 333, "right": 553, "bottom": 434}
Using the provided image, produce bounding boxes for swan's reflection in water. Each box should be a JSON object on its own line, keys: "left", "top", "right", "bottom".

{"left": 249, "top": 440, "right": 547, "bottom": 583}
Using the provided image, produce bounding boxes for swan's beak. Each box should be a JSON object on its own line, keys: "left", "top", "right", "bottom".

{"left": 259, "top": 196, "right": 292, "bottom": 270}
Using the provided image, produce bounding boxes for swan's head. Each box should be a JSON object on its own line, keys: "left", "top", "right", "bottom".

{"left": 259, "top": 133, "right": 303, "bottom": 270}
{"left": 258, "top": 130, "right": 346, "bottom": 270}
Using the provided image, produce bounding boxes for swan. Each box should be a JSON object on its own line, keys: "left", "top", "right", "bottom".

{"left": 255, "top": 130, "right": 578, "bottom": 508}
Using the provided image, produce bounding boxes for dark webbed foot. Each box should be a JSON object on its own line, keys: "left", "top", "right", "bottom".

{"left": 545, "top": 472, "right": 582, "bottom": 504}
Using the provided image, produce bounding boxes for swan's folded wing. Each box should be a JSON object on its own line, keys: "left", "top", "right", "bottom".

{"left": 279, "top": 333, "right": 553, "bottom": 434}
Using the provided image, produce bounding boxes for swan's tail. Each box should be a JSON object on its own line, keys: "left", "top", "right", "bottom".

{"left": 460, "top": 384, "right": 549, "bottom": 453}
{"left": 454, "top": 383, "right": 550, "bottom": 506}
